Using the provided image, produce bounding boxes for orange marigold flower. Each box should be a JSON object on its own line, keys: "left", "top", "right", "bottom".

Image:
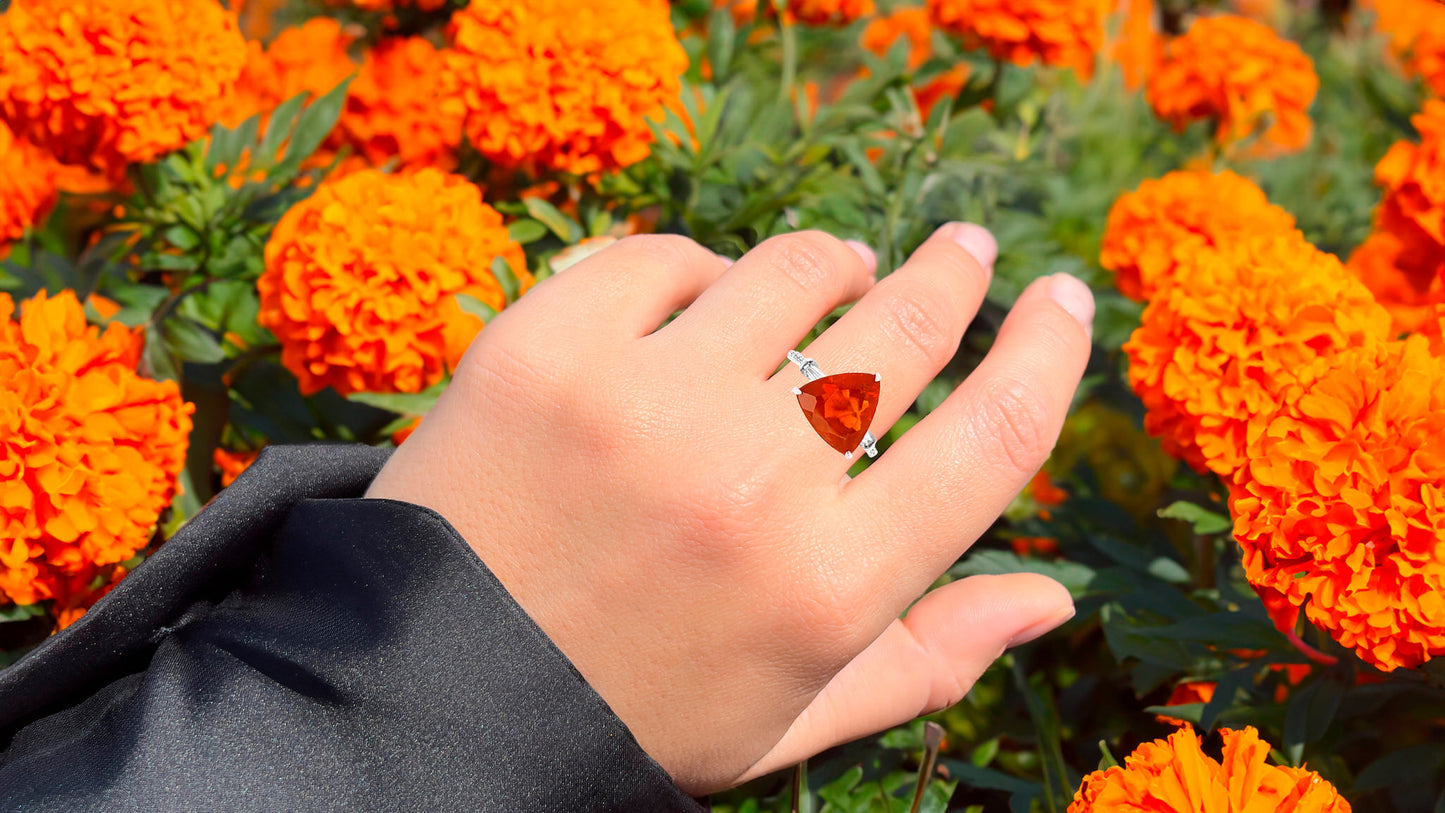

{"left": 0, "top": 123, "right": 61, "bottom": 256}
{"left": 439, "top": 0, "right": 688, "bottom": 176}
{"left": 0, "top": 291, "right": 193, "bottom": 608}
{"left": 1367, "top": 0, "right": 1445, "bottom": 53}
{"left": 1415, "top": 27, "right": 1445, "bottom": 97}
{"left": 1377, "top": 100, "right": 1445, "bottom": 278}
{"left": 1113, "top": 0, "right": 1162, "bottom": 89}
{"left": 1070, "top": 726, "right": 1349, "bottom": 812}
{"left": 1366, "top": 0, "right": 1445, "bottom": 94}
{"left": 716, "top": 0, "right": 761, "bottom": 26}
{"left": 718, "top": 0, "right": 875, "bottom": 26}
{"left": 214, "top": 447, "right": 260, "bottom": 488}
{"left": 1100, "top": 170, "right": 1296, "bottom": 302}
{"left": 258, "top": 168, "right": 529, "bottom": 396}
{"left": 1028, "top": 469, "right": 1069, "bottom": 506}
{"left": 336, "top": 36, "right": 461, "bottom": 171}
{"left": 1146, "top": 15, "right": 1318, "bottom": 152}
{"left": 927, "top": 0, "right": 1110, "bottom": 79}
{"left": 1010, "top": 536, "right": 1061, "bottom": 557}
{"left": 861, "top": 9, "right": 971, "bottom": 119}
{"left": 0, "top": 0, "right": 246, "bottom": 177}
{"left": 1230, "top": 335, "right": 1445, "bottom": 672}
{"left": 391, "top": 417, "right": 423, "bottom": 445}
{"left": 788, "top": 0, "right": 876, "bottom": 25}
{"left": 1348, "top": 231, "right": 1444, "bottom": 336}
{"left": 53, "top": 562, "right": 129, "bottom": 631}
{"left": 1124, "top": 233, "right": 1391, "bottom": 477}
{"left": 218, "top": 17, "right": 358, "bottom": 129}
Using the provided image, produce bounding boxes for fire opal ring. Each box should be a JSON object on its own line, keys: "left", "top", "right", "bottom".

{"left": 787, "top": 350, "right": 880, "bottom": 460}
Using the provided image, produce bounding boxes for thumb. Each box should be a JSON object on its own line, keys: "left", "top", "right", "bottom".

{"left": 734, "top": 572, "right": 1074, "bottom": 784}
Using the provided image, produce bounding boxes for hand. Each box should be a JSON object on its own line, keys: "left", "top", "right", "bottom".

{"left": 365, "top": 224, "right": 1094, "bottom": 795}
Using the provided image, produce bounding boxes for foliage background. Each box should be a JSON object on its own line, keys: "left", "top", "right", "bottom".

{"left": 0, "top": 0, "right": 1440, "bottom": 809}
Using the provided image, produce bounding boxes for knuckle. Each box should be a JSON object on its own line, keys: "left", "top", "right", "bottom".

{"left": 454, "top": 331, "right": 551, "bottom": 394}
{"left": 613, "top": 233, "right": 705, "bottom": 275}
{"left": 876, "top": 281, "right": 959, "bottom": 368}
{"left": 973, "top": 375, "right": 1055, "bottom": 477}
{"left": 686, "top": 465, "right": 773, "bottom": 533}
{"left": 758, "top": 231, "right": 850, "bottom": 298}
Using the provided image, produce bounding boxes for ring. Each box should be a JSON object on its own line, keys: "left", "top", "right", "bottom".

{"left": 787, "top": 350, "right": 880, "bottom": 460}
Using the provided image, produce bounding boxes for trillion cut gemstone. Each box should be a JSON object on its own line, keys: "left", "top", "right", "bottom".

{"left": 795, "top": 372, "right": 880, "bottom": 455}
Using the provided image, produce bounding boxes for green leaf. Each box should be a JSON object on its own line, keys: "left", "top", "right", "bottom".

{"left": 950, "top": 550, "right": 1096, "bottom": 598}
{"left": 1148, "top": 612, "right": 1291, "bottom": 651}
{"left": 0, "top": 250, "right": 91, "bottom": 300}
{"left": 695, "top": 85, "right": 733, "bottom": 156}
{"left": 523, "top": 197, "right": 585, "bottom": 244}
{"left": 141, "top": 324, "right": 181, "bottom": 381}
{"left": 705, "top": 7, "right": 737, "bottom": 80}
{"left": 161, "top": 317, "right": 226, "bottom": 364}
{"left": 455, "top": 293, "right": 498, "bottom": 323}
{"left": 257, "top": 92, "right": 309, "bottom": 167}
{"left": 167, "top": 461, "right": 205, "bottom": 532}
{"left": 1158, "top": 501, "right": 1232, "bottom": 535}
{"left": 508, "top": 219, "right": 549, "bottom": 245}
{"left": 279, "top": 76, "right": 355, "bottom": 172}
{"left": 1100, "top": 604, "right": 1196, "bottom": 672}
{"left": 1282, "top": 672, "right": 1348, "bottom": 765}
{"left": 814, "top": 766, "right": 863, "bottom": 807}
{"left": 0, "top": 603, "right": 46, "bottom": 623}
{"left": 1355, "top": 744, "right": 1445, "bottom": 792}
{"left": 344, "top": 380, "right": 448, "bottom": 417}
{"left": 163, "top": 225, "right": 201, "bottom": 251}
{"left": 1146, "top": 556, "right": 1192, "bottom": 584}
{"left": 936, "top": 759, "right": 1039, "bottom": 794}
{"left": 150, "top": 251, "right": 201, "bottom": 272}
{"left": 1200, "top": 666, "right": 1256, "bottom": 730}
{"left": 970, "top": 737, "right": 1000, "bottom": 767}
{"left": 1142, "top": 702, "right": 1204, "bottom": 724}
{"left": 105, "top": 284, "right": 169, "bottom": 327}
{"left": 491, "top": 256, "right": 520, "bottom": 303}
{"left": 916, "top": 780, "right": 957, "bottom": 813}
{"left": 205, "top": 113, "right": 260, "bottom": 175}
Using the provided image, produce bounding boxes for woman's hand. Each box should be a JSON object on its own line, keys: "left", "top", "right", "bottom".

{"left": 365, "top": 224, "right": 1093, "bottom": 795}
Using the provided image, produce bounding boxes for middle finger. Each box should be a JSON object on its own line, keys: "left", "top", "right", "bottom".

{"left": 656, "top": 230, "right": 876, "bottom": 377}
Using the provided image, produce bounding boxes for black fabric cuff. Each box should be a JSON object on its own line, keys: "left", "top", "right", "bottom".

{"left": 0, "top": 444, "right": 706, "bottom": 812}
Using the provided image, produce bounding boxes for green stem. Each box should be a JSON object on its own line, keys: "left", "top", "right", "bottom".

{"left": 151, "top": 275, "right": 224, "bottom": 327}
{"left": 909, "top": 722, "right": 945, "bottom": 813}
{"left": 222, "top": 342, "right": 281, "bottom": 386}
{"left": 778, "top": 16, "right": 797, "bottom": 103}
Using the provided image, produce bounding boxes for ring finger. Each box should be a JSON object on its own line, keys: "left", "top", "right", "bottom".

{"left": 765, "top": 222, "right": 997, "bottom": 467}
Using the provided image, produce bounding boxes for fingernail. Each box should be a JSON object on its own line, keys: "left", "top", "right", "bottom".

{"left": 941, "top": 222, "right": 997, "bottom": 268}
{"left": 1006, "top": 604, "right": 1075, "bottom": 648}
{"left": 716, "top": 253, "right": 735, "bottom": 268}
{"left": 844, "top": 239, "right": 877, "bottom": 273}
{"left": 1047, "top": 274, "right": 1094, "bottom": 337}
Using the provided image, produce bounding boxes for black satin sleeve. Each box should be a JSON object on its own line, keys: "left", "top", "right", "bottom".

{"left": 0, "top": 444, "right": 707, "bottom": 812}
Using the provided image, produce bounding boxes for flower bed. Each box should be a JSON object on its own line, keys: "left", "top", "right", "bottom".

{"left": 1, "top": 0, "right": 1442, "bottom": 808}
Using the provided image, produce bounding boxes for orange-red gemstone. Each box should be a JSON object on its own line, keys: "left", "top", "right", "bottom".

{"left": 796, "top": 372, "right": 880, "bottom": 455}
